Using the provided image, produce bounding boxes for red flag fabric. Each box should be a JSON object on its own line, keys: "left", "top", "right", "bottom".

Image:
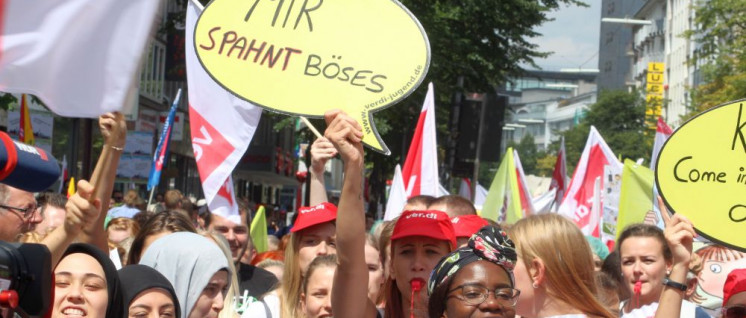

{"left": 401, "top": 82, "right": 439, "bottom": 198}
{"left": 186, "top": 0, "right": 262, "bottom": 222}
{"left": 650, "top": 117, "right": 673, "bottom": 171}
{"left": 550, "top": 137, "right": 567, "bottom": 208}
{"left": 557, "top": 126, "right": 622, "bottom": 236}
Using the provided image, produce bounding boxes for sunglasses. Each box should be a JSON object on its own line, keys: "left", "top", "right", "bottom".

{"left": 723, "top": 305, "right": 746, "bottom": 318}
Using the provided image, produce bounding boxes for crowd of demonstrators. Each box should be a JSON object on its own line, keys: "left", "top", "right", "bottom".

{"left": 6, "top": 110, "right": 746, "bottom": 318}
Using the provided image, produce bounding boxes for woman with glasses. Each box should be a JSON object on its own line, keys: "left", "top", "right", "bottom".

{"left": 508, "top": 214, "right": 614, "bottom": 318}
{"left": 427, "top": 225, "right": 519, "bottom": 318}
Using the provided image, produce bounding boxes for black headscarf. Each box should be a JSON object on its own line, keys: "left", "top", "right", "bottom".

{"left": 59, "top": 243, "right": 124, "bottom": 318}
{"left": 427, "top": 225, "right": 517, "bottom": 295}
{"left": 118, "top": 264, "right": 181, "bottom": 318}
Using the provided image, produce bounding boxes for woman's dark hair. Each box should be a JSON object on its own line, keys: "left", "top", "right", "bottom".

{"left": 601, "top": 250, "right": 630, "bottom": 301}
{"left": 428, "top": 273, "right": 454, "bottom": 318}
{"left": 616, "top": 223, "right": 672, "bottom": 262}
{"left": 127, "top": 210, "right": 197, "bottom": 265}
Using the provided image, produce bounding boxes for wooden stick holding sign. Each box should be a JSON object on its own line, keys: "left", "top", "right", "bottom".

{"left": 301, "top": 116, "right": 323, "bottom": 139}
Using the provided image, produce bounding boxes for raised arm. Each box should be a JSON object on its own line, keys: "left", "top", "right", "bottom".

{"left": 42, "top": 180, "right": 101, "bottom": 265}
{"left": 76, "top": 112, "right": 127, "bottom": 250}
{"left": 655, "top": 197, "right": 695, "bottom": 318}
{"left": 309, "top": 137, "right": 336, "bottom": 205}
{"left": 325, "top": 110, "right": 377, "bottom": 318}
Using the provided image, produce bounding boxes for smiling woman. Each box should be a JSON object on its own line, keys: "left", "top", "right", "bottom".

{"left": 51, "top": 243, "right": 124, "bottom": 318}
{"left": 427, "top": 225, "right": 519, "bottom": 318}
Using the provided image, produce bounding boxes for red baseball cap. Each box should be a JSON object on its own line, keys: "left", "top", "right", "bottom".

{"left": 723, "top": 268, "right": 746, "bottom": 306}
{"left": 391, "top": 210, "right": 457, "bottom": 249}
{"left": 291, "top": 202, "right": 337, "bottom": 233}
{"left": 451, "top": 215, "right": 488, "bottom": 238}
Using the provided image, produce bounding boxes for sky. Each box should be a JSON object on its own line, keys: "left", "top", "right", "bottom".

{"left": 530, "top": 1, "right": 602, "bottom": 71}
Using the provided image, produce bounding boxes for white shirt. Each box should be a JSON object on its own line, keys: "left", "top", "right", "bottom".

{"left": 241, "top": 292, "right": 280, "bottom": 318}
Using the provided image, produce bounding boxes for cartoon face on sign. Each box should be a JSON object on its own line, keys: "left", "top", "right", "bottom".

{"left": 656, "top": 99, "right": 746, "bottom": 252}
{"left": 691, "top": 243, "right": 746, "bottom": 311}
{"left": 194, "top": 0, "right": 431, "bottom": 155}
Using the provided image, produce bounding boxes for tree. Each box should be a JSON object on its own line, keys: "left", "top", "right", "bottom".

{"left": 508, "top": 133, "right": 542, "bottom": 175}
{"left": 557, "top": 90, "right": 650, "bottom": 173}
{"left": 684, "top": 0, "right": 746, "bottom": 117}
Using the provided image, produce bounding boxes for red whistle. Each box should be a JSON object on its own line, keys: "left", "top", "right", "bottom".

{"left": 410, "top": 278, "right": 425, "bottom": 292}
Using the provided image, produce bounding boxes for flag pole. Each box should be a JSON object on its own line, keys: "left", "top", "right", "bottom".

{"left": 147, "top": 188, "right": 156, "bottom": 209}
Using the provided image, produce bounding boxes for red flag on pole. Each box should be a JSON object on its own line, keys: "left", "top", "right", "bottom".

{"left": 550, "top": 137, "right": 567, "bottom": 208}
{"left": 557, "top": 127, "right": 622, "bottom": 237}
{"left": 401, "top": 82, "right": 439, "bottom": 198}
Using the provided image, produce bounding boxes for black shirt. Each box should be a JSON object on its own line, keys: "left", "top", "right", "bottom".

{"left": 237, "top": 262, "right": 279, "bottom": 299}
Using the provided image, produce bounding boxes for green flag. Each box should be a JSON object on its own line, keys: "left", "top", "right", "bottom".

{"left": 251, "top": 205, "right": 268, "bottom": 253}
{"left": 481, "top": 147, "right": 523, "bottom": 223}
{"left": 617, "top": 159, "right": 655, "bottom": 238}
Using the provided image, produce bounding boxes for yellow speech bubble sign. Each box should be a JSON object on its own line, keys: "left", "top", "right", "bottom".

{"left": 656, "top": 99, "right": 746, "bottom": 252}
{"left": 194, "top": 0, "right": 431, "bottom": 155}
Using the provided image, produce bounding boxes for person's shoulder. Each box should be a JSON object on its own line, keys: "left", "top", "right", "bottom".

{"left": 238, "top": 263, "right": 279, "bottom": 297}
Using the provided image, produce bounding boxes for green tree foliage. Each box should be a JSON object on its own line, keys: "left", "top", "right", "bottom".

{"left": 557, "top": 90, "right": 650, "bottom": 173}
{"left": 508, "top": 133, "right": 543, "bottom": 175}
{"left": 685, "top": 0, "right": 746, "bottom": 117}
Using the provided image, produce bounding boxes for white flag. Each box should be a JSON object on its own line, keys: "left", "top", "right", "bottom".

{"left": 186, "top": 0, "right": 262, "bottom": 220}
{"left": 401, "top": 83, "right": 439, "bottom": 197}
{"left": 0, "top": 0, "right": 161, "bottom": 117}
{"left": 384, "top": 165, "right": 408, "bottom": 221}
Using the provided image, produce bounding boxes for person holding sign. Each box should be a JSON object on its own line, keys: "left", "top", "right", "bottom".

{"left": 616, "top": 198, "right": 710, "bottom": 317}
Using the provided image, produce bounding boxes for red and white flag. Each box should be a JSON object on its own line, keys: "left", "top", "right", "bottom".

{"left": 550, "top": 137, "right": 567, "bottom": 208}
{"left": 557, "top": 126, "right": 622, "bottom": 236}
{"left": 186, "top": 0, "right": 262, "bottom": 222}
{"left": 514, "top": 150, "right": 534, "bottom": 215}
{"left": 0, "top": 0, "right": 160, "bottom": 117}
{"left": 650, "top": 117, "right": 673, "bottom": 171}
{"left": 401, "top": 82, "right": 439, "bottom": 198}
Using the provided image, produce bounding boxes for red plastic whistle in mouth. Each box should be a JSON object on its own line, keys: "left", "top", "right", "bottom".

{"left": 634, "top": 281, "right": 642, "bottom": 295}
{"left": 410, "top": 278, "right": 425, "bottom": 292}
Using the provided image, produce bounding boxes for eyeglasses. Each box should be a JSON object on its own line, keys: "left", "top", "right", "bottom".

{"left": 0, "top": 203, "right": 38, "bottom": 220}
{"left": 448, "top": 284, "right": 520, "bottom": 307}
{"left": 723, "top": 305, "right": 746, "bottom": 318}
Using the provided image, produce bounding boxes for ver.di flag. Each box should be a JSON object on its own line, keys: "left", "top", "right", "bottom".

{"left": 557, "top": 126, "right": 622, "bottom": 237}
{"left": 401, "top": 82, "right": 439, "bottom": 198}
{"left": 147, "top": 89, "right": 181, "bottom": 191}
{"left": 186, "top": 0, "right": 262, "bottom": 219}
{"left": 0, "top": 0, "right": 160, "bottom": 117}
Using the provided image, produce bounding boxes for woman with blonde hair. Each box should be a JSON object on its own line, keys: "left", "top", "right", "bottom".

{"left": 241, "top": 202, "right": 338, "bottom": 318}
{"left": 508, "top": 213, "right": 615, "bottom": 318}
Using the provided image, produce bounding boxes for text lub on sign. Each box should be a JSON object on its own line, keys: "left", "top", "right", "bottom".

{"left": 656, "top": 99, "right": 746, "bottom": 252}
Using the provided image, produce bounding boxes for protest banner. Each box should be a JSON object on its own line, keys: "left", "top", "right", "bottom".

{"left": 194, "top": 0, "right": 431, "bottom": 154}
{"left": 656, "top": 99, "right": 746, "bottom": 252}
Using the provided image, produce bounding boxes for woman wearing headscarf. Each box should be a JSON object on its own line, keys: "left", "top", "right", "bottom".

{"left": 51, "top": 243, "right": 124, "bottom": 318}
{"left": 119, "top": 264, "right": 180, "bottom": 318}
{"left": 428, "top": 225, "right": 519, "bottom": 318}
{"left": 139, "top": 232, "right": 231, "bottom": 318}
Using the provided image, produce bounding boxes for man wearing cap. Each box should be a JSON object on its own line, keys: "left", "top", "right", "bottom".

{"left": 450, "top": 214, "right": 488, "bottom": 247}
{"left": 428, "top": 194, "right": 477, "bottom": 217}
{"left": 209, "top": 203, "right": 278, "bottom": 302}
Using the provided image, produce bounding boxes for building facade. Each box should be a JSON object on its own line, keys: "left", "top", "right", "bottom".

{"left": 597, "top": 0, "right": 647, "bottom": 91}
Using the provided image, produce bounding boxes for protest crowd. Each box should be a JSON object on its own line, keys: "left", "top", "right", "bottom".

{"left": 0, "top": 109, "right": 745, "bottom": 318}
{"left": 2, "top": 1, "right": 746, "bottom": 318}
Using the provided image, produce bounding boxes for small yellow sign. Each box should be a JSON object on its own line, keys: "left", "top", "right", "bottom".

{"left": 656, "top": 99, "right": 746, "bottom": 252}
{"left": 647, "top": 83, "right": 664, "bottom": 95}
{"left": 648, "top": 62, "right": 664, "bottom": 73}
{"left": 647, "top": 72, "right": 664, "bottom": 84}
{"left": 194, "top": 0, "right": 431, "bottom": 155}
